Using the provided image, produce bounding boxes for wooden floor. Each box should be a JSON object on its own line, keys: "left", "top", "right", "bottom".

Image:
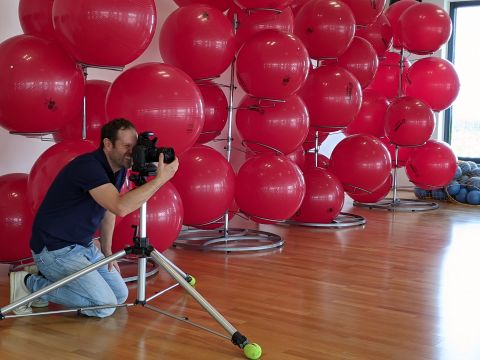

{"left": 1, "top": 193, "right": 480, "bottom": 360}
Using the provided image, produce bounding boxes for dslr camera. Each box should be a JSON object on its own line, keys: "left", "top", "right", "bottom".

{"left": 131, "top": 132, "right": 175, "bottom": 177}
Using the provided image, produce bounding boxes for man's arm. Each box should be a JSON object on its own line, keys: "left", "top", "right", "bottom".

{"left": 89, "top": 155, "right": 179, "bottom": 218}
{"left": 99, "top": 210, "right": 119, "bottom": 272}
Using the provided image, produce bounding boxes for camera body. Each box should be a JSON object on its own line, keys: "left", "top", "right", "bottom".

{"left": 131, "top": 132, "right": 175, "bottom": 176}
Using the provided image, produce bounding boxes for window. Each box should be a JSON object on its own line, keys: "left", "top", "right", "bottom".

{"left": 445, "top": 1, "right": 480, "bottom": 162}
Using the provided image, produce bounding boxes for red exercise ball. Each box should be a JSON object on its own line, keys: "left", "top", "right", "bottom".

{"left": 303, "top": 152, "right": 329, "bottom": 172}
{"left": 292, "top": 167, "right": 344, "bottom": 224}
{"left": 355, "top": 14, "right": 393, "bottom": 57}
{"left": 404, "top": 57, "right": 460, "bottom": 112}
{"left": 235, "top": 154, "right": 305, "bottom": 221}
{"left": 106, "top": 63, "right": 205, "bottom": 156}
{"left": 345, "top": 89, "right": 389, "bottom": 138}
{"left": 160, "top": 5, "right": 235, "bottom": 80}
{"left": 294, "top": 0, "right": 355, "bottom": 59}
{"left": 236, "top": 29, "right": 310, "bottom": 99}
{"left": 302, "top": 127, "right": 329, "bottom": 151}
{"left": 367, "top": 51, "right": 410, "bottom": 100}
{"left": 54, "top": 80, "right": 111, "bottom": 145}
{"left": 18, "top": 0, "right": 56, "bottom": 40}
{"left": 349, "top": 173, "right": 392, "bottom": 203}
{"left": 236, "top": 94, "right": 309, "bottom": 155}
{"left": 405, "top": 140, "right": 457, "bottom": 189}
{"left": 170, "top": 146, "right": 235, "bottom": 226}
{"left": 379, "top": 136, "right": 413, "bottom": 168}
{"left": 227, "top": 4, "right": 294, "bottom": 51}
{"left": 384, "top": 0, "right": 417, "bottom": 49}
{"left": 329, "top": 134, "right": 391, "bottom": 194}
{"left": 0, "top": 173, "right": 34, "bottom": 262}
{"left": 398, "top": 2, "right": 452, "bottom": 55}
{"left": 174, "top": 0, "right": 233, "bottom": 12}
{"left": 112, "top": 183, "right": 184, "bottom": 253}
{"left": 0, "top": 35, "right": 85, "bottom": 133}
{"left": 193, "top": 200, "right": 239, "bottom": 230}
{"left": 286, "top": 146, "right": 306, "bottom": 169}
{"left": 53, "top": 0, "right": 156, "bottom": 66}
{"left": 195, "top": 82, "right": 228, "bottom": 144}
{"left": 384, "top": 96, "right": 435, "bottom": 147}
{"left": 340, "top": 0, "right": 386, "bottom": 26}
{"left": 337, "top": 36, "right": 379, "bottom": 89}
{"left": 299, "top": 65, "right": 362, "bottom": 132}
{"left": 290, "top": 0, "right": 309, "bottom": 16}
{"left": 235, "top": 0, "right": 293, "bottom": 9}
{"left": 27, "top": 140, "right": 96, "bottom": 214}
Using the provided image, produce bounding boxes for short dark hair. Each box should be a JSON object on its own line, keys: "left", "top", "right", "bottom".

{"left": 100, "top": 118, "right": 136, "bottom": 148}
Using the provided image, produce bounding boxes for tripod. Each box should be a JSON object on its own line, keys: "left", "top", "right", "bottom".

{"left": 1, "top": 187, "right": 262, "bottom": 359}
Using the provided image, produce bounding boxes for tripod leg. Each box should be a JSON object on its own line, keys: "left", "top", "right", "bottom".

{"left": 1, "top": 250, "right": 126, "bottom": 318}
{"left": 149, "top": 249, "right": 260, "bottom": 358}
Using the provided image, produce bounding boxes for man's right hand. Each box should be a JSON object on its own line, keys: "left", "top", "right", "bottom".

{"left": 156, "top": 153, "right": 179, "bottom": 183}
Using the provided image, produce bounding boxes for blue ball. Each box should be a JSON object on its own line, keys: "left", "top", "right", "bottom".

{"left": 454, "top": 166, "right": 463, "bottom": 179}
{"left": 432, "top": 189, "right": 447, "bottom": 200}
{"left": 472, "top": 168, "right": 480, "bottom": 177}
{"left": 466, "top": 176, "right": 480, "bottom": 191}
{"left": 459, "top": 175, "right": 469, "bottom": 184}
{"left": 459, "top": 162, "right": 471, "bottom": 174}
{"left": 414, "top": 187, "right": 430, "bottom": 199}
{"left": 467, "top": 190, "right": 480, "bottom": 205}
{"left": 467, "top": 161, "right": 478, "bottom": 170}
{"left": 455, "top": 188, "right": 468, "bottom": 203}
{"left": 446, "top": 181, "right": 461, "bottom": 196}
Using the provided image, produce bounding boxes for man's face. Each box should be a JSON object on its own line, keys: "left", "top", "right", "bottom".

{"left": 106, "top": 128, "right": 138, "bottom": 171}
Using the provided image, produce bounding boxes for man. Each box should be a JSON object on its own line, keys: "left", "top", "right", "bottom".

{"left": 9, "top": 118, "right": 179, "bottom": 317}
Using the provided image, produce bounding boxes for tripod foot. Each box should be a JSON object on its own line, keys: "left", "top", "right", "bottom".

{"left": 243, "top": 343, "right": 262, "bottom": 359}
{"left": 185, "top": 274, "right": 196, "bottom": 287}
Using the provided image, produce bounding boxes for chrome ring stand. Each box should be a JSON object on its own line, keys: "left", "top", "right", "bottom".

{"left": 284, "top": 212, "right": 366, "bottom": 228}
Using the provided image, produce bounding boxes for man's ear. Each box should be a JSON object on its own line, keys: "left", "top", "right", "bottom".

{"left": 103, "top": 138, "right": 112, "bottom": 150}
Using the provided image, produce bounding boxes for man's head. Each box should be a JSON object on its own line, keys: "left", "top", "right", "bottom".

{"left": 101, "top": 118, "right": 138, "bottom": 171}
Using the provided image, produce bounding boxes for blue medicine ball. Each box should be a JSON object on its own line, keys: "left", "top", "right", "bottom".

{"left": 446, "top": 181, "right": 461, "bottom": 196}
{"left": 414, "top": 187, "right": 430, "bottom": 199}
{"left": 432, "top": 189, "right": 447, "bottom": 200}
{"left": 455, "top": 188, "right": 468, "bottom": 203}
{"left": 466, "top": 176, "right": 480, "bottom": 191}
{"left": 472, "top": 168, "right": 480, "bottom": 177}
{"left": 459, "top": 162, "right": 471, "bottom": 174}
{"left": 467, "top": 190, "right": 480, "bottom": 205}
{"left": 467, "top": 161, "right": 478, "bottom": 170}
{"left": 454, "top": 166, "right": 462, "bottom": 179}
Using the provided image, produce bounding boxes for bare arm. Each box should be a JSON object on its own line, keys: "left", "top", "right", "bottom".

{"left": 89, "top": 155, "right": 179, "bottom": 218}
{"left": 99, "top": 210, "right": 120, "bottom": 272}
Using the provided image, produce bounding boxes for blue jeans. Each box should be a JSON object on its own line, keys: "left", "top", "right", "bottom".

{"left": 26, "top": 243, "right": 129, "bottom": 318}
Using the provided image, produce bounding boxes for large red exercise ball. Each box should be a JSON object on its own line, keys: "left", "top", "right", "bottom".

{"left": 340, "top": 0, "right": 386, "bottom": 26}
{"left": 379, "top": 136, "right": 413, "bottom": 168}
{"left": 52, "top": 0, "right": 156, "bottom": 66}
{"left": 170, "top": 146, "right": 235, "bottom": 226}
{"left": 18, "top": 0, "right": 55, "bottom": 40}
{"left": 290, "top": 0, "right": 309, "bottom": 16}
{"left": 235, "top": 0, "right": 293, "bottom": 9}
{"left": 397, "top": 2, "right": 452, "bottom": 55}
{"left": 0, "top": 35, "right": 85, "bottom": 133}
{"left": 404, "top": 57, "right": 460, "bottom": 112}
{"left": 345, "top": 89, "right": 389, "bottom": 138}
{"left": 405, "top": 140, "right": 457, "bottom": 189}
{"left": 0, "top": 173, "right": 34, "bottom": 262}
{"left": 384, "top": 0, "right": 417, "bottom": 49}
{"left": 236, "top": 29, "right": 309, "bottom": 99}
{"left": 193, "top": 200, "right": 239, "bottom": 230}
{"left": 174, "top": 0, "right": 233, "bottom": 12}
{"left": 54, "top": 80, "right": 111, "bottom": 145}
{"left": 384, "top": 96, "right": 435, "bottom": 147}
{"left": 355, "top": 14, "right": 393, "bottom": 58}
{"left": 349, "top": 173, "right": 392, "bottom": 203}
{"left": 236, "top": 95, "right": 309, "bottom": 154}
{"left": 106, "top": 63, "right": 204, "bottom": 155}
{"left": 337, "top": 36, "right": 379, "bottom": 88}
{"left": 228, "top": 4, "right": 294, "bottom": 51}
{"left": 304, "top": 152, "right": 329, "bottom": 172}
{"left": 235, "top": 154, "right": 305, "bottom": 221}
{"left": 112, "top": 183, "right": 184, "bottom": 253}
{"left": 27, "top": 140, "right": 96, "bottom": 214}
{"left": 294, "top": 0, "right": 355, "bottom": 60}
{"left": 367, "top": 51, "right": 410, "bottom": 100}
{"left": 195, "top": 82, "right": 228, "bottom": 144}
{"left": 160, "top": 5, "right": 235, "bottom": 80}
{"left": 292, "top": 167, "right": 344, "bottom": 223}
{"left": 329, "top": 134, "right": 391, "bottom": 194}
{"left": 286, "top": 146, "right": 306, "bottom": 169}
{"left": 299, "top": 65, "right": 362, "bottom": 132}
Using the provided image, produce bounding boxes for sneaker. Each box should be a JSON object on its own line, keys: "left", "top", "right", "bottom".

{"left": 23, "top": 265, "right": 49, "bottom": 308}
{"left": 9, "top": 271, "right": 32, "bottom": 315}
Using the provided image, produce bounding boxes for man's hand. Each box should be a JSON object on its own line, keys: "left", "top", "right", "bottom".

{"left": 156, "top": 154, "right": 179, "bottom": 183}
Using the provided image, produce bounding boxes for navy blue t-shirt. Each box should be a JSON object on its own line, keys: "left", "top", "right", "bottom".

{"left": 30, "top": 148, "right": 126, "bottom": 254}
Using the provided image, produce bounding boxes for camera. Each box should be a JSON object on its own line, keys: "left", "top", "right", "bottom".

{"left": 131, "top": 132, "right": 175, "bottom": 176}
